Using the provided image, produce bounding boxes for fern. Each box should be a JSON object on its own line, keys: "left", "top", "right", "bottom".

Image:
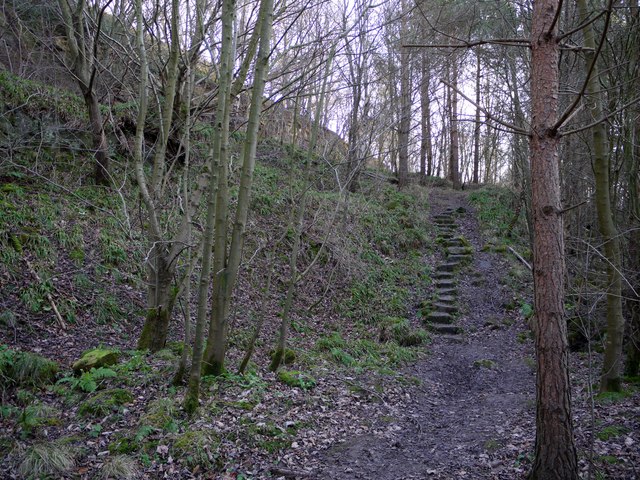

{"left": 57, "top": 367, "right": 117, "bottom": 393}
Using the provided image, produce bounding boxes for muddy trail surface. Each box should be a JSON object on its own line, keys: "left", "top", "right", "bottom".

{"left": 313, "top": 188, "right": 536, "bottom": 479}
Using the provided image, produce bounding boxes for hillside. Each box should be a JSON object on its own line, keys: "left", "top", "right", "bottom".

{"left": 1, "top": 1, "right": 640, "bottom": 477}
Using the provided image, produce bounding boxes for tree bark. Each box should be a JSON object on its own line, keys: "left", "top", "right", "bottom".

{"left": 57, "top": 0, "right": 110, "bottom": 186}
{"left": 397, "top": 21, "right": 411, "bottom": 189}
{"left": 576, "top": 0, "right": 625, "bottom": 393}
{"left": 448, "top": 54, "right": 460, "bottom": 189}
{"left": 420, "top": 54, "right": 434, "bottom": 180}
{"left": 529, "top": 0, "right": 579, "bottom": 478}
{"left": 472, "top": 54, "right": 481, "bottom": 185}
{"left": 203, "top": 0, "right": 275, "bottom": 376}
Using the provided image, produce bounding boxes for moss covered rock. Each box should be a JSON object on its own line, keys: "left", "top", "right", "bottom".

{"left": 78, "top": 388, "right": 133, "bottom": 417}
{"left": 72, "top": 348, "right": 119, "bottom": 374}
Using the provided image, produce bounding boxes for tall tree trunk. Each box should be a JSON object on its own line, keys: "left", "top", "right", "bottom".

{"left": 184, "top": 0, "right": 234, "bottom": 412}
{"left": 420, "top": 54, "right": 434, "bottom": 180}
{"left": 576, "top": 0, "right": 624, "bottom": 393}
{"left": 448, "top": 54, "right": 460, "bottom": 189}
{"left": 529, "top": 0, "right": 579, "bottom": 478}
{"left": 136, "top": 0, "right": 182, "bottom": 352}
{"left": 203, "top": 0, "right": 275, "bottom": 376}
{"left": 397, "top": 45, "right": 410, "bottom": 189}
{"left": 270, "top": 48, "right": 335, "bottom": 372}
{"left": 472, "top": 54, "right": 481, "bottom": 185}
{"left": 57, "top": 0, "right": 110, "bottom": 186}
{"left": 624, "top": 4, "right": 640, "bottom": 378}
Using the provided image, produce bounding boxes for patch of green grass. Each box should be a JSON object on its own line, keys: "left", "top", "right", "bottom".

{"left": 139, "top": 398, "right": 180, "bottom": 431}
{"left": 94, "top": 293, "right": 125, "bottom": 324}
{"left": 172, "top": 430, "right": 220, "bottom": 469}
{"left": 277, "top": 370, "right": 317, "bottom": 389}
{"left": 18, "top": 442, "right": 76, "bottom": 479}
{"left": 595, "top": 390, "right": 632, "bottom": 404}
{"left": 78, "top": 388, "right": 134, "bottom": 417}
{"left": 0, "top": 345, "right": 59, "bottom": 388}
{"left": 99, "top": 455, "right": 140, "bottom": 480}
{"left": 468, "top": 186, "right": 521, "bottom": 241}
{"left": 474, "top": 359, "right": 497, "bottom": 369}
{"left": 596, "top": 425, "right": 629, "bottom": 441}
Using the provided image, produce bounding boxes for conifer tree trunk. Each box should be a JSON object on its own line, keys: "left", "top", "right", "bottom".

{"left": 529, "top": 0, "right": 579, "bottom": 477}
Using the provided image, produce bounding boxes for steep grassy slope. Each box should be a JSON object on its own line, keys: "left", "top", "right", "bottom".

{"left": 0, "top": 71, "right": 435, "bottom": 478}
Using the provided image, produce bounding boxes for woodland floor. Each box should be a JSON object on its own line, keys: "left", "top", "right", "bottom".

{"left": 286, "top": 189, "right": 640, "bottom": 480}
{"left": 1, "top": 188, "right": 638, "bottom": 480}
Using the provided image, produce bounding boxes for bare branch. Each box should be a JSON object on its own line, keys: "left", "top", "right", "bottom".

{"left": 404, "top": 38, "right": 530, "bottom": 49}
{"left": 553, "top": 0, "right": 614, "bottom": 132}
{"left": 439, "top": 78, "right": 530, "bottom": 136}
{"left": 560, "top": 95, "right": 640, "bottom": 136}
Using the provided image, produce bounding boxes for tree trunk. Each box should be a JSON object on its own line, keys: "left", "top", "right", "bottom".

{"left": 420, "top": 54, "right": 433, "bottom": 180}
{"left": 528, "top": 0, "right": 579, "bottom": 478}
{"left": 137, "top": 253, "right": 176, "bottom": 351}
{"left": 83, "top": 88, "right": 110, "bottom": 185}
{"left": 472, "top": 54, "right": 481, "bottom": 185}
{"left": 183, "top": 0, "right": 234, "bottom": 412}
{"left": 397, "top": 36, "right": 410, "bottom": 189}
{"left": 57, "top": 0, "right": 110, "bottom": 186}
{"left": 448, "top": 55, "right": 460, "bottom": 189}
{"left": 576, "top": 0, "right": 624, "bottom": 393}
{"left": 203, "top": 0, "right": 274, "bottom": 376}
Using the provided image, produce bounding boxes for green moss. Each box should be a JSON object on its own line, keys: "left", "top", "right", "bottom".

{"left": 474, "top": 359, "right": 497, "bottom": 369}
{"left": 595, "top": 390, "right": 631, "bottom": 404}
{"left": 270, "top": 348, "right": 296, "bottom": 366}
{"left": 140, "top": 398, "right": 178, "bottom": 430}
{"left": 109, "top": 436, "right": 139, "bottom": 455}
{"left": 78, "top": 388, "right": 133, "bottom": 417}
{"left": 72, "top": 348, "right": 119, "bottom": 374}
{"left": 277, "top": 370, "right": 316, "bottom": 390}
{"left": 596, "top": 425, "right": 629, "bottom": 441}
{"left": 172, "top": 430, "right": 220, "bottom": 469}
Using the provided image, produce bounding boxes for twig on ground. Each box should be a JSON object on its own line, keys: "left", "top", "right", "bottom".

{"left": 507, "top": 246, "right": 532, "bottom": 272}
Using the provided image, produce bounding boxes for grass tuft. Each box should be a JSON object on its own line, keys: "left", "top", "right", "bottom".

{"left": 18, "top": 443, "right": 75, "bottom": 479}
{"left": 100, "top": 455, "right": 140, "bottom": 480}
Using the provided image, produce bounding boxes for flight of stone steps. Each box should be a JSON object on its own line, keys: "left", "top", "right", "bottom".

{"left": 424, "top": 207, "right": 472, "bottom": 341}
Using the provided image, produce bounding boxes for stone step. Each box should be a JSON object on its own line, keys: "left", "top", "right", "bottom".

{"left": 436, "top": 262, "right": 460, "bottom": 273}
{"left": 433, "top": 214, "right": 454, "bottom": 221}
{"left": 437, "top": 295, "right": 456, "bottom": 304}
{"left": 440, "top": 334, "right": 465, "bottom": 343}
{"left": 448, "top": 254, "right": 471, "bottom": 264}
{"left": 433, "top": 271, "right": 454, "bottom": 280}
{"left": 446, "top": 246, "right": 473, "bottom": 256}
{"left": 444, "top": 238, "right": 465, "bottom": 247}
{"left": 438, "top": 232, "right": 454, "bottom": 240}
{"left": 435, "top": 278, "right": 456, "bottom": 288}
{"left": 433, "top": 302, "right": 457, "bottom": 314}
{"left": 426, "top": 311, "right": 454, "bottom": 324}
{"left": 436, "top": 288, "right": 457, "bottom": 297}
{"left": 427, "top": 323, "right": 463, "bottom": 335}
